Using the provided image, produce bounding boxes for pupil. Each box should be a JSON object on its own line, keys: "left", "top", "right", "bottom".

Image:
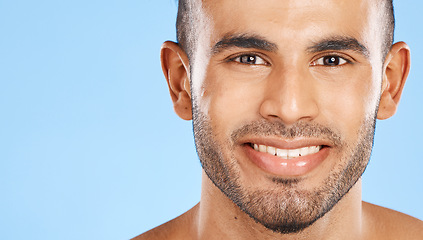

{"left": 325, "top": 56, "right": 339, "bottom": 65}
{"left": 242, "top": 55, "right": 256, "bottom": 64}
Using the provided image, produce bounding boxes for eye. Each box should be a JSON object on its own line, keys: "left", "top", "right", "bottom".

{"left": 232, "top": 54, "right": 268, "bottom": 65}
{"left": 312, "top": 55, "right": 348, "bottom": 66}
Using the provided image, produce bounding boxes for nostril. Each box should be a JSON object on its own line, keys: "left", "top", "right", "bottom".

{"left": 259, "top": 94, "right": 319, "bottom": 125}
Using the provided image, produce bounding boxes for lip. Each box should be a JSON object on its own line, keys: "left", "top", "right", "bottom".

{"left": 240, "top": 137, "right": 332, "bottom": 177}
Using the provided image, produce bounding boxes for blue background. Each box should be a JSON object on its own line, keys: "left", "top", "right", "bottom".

{"left": 0, "top": 1, "right": 422, "bottom": 239}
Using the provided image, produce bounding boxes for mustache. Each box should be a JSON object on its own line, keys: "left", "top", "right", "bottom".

{"left": 230, "top": 120, "right": 343, "bottom": 147}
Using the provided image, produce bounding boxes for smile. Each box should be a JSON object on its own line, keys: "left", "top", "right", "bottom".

{"left": 250, "top": 143, "right": 323, "bottom": 159}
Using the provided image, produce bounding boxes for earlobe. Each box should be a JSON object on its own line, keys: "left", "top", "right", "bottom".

{"left": 377, "top": 42, "right": 411, "bottom": 120}
{"left": 161, "top": 41, "right": 192, "bottom": 120}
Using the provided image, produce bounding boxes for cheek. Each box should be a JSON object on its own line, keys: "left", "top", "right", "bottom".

{"left": 196, "top": 65, "right": 269, "bottom": 135}
{"left": 315, "top": 67, "right": 378, "bottom": 138}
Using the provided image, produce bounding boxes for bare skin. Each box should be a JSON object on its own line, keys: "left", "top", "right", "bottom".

{"left": 134, "top": 0, "right": 423, "bottom": 239}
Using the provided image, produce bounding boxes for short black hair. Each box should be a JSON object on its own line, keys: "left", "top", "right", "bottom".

{"left": 176, "top": 0, "right": 199, "bottom": 62}
{"left": 176, "top": 0, "right": 395, "bottom": 62}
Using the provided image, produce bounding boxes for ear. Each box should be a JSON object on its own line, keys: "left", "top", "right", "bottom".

{"left": 160, "top": 41, "right": 192, "bottom": 120}
{"left": 377, "top": 42, "right": 411, "bottom": 120}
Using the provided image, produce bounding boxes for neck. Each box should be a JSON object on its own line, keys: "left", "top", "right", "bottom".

{"left": 193, "top": 171, "right": 364, "bottom": 240}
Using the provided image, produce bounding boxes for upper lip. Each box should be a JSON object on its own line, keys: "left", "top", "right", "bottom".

{"left": 238, "top": 136, "right": 334, "bottom": 150}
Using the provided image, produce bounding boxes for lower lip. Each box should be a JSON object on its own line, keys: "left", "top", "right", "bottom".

{"left": 243, "top": 144, "right": 330, "bottom": 177}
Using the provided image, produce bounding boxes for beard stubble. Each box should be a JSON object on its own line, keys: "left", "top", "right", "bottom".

{"left": 192, "top": 102, "right": 376, "bottom": 234}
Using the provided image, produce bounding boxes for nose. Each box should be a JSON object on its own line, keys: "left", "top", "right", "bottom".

{"left": 259, "top": 66, "right": 319, "bottom": 125}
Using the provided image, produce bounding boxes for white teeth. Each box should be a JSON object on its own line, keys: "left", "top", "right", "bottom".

{"left": 267, "top": 146, "right": 276, "bottom": 156}
{"left": 254, "top": 143, "right": 259, "bottom": 151}
{"left": 276, "top": 148, "right": 288, "bottom": 158}
{"left": 289, "top": 149, "right": 300, "bottom": 158}
{"left": 299, "top": 147, "right": 309, "bottom": 156}
{"left": 252, "top": 144, "right": 322, "bottom": 159}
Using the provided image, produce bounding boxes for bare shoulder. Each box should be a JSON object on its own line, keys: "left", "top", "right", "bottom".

{"left": 131, "top": 219, "right": 177, "bottom": 240}
{"left": 131, "top": 204, "right": 198, "bottom": 240}
{"left": 363, "top": 201, "right": 423, "bottom": 239}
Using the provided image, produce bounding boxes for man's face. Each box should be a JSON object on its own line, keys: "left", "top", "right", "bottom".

{"left": 189, "top": 0, "right": 386, "bottom": 233}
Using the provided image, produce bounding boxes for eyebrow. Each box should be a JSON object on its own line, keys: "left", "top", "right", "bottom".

{"left": 307, "top": 36, "right": 369, "bottom": 58}
{"left": 212, "top": 34, "right": 278, "bottom": 55}
{"left": 211, "top": 34, "right": 369, "bottom": 59}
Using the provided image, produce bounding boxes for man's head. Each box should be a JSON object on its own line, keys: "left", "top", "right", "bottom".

{"left": 161, "top": 0, "right": 410, "bottom": 234}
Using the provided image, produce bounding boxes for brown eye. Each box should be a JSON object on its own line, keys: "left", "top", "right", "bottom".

{"left": 241, "top": 55, "right": 257, "bottom": 64}
{"left": 313, "top": 55, "right": 348, "bottom": 66}
{"left": 324, "top": 56, "right": 340, "bottom": 65}
{"left": 233, "top": 54, "right": 268, "bottom": 65}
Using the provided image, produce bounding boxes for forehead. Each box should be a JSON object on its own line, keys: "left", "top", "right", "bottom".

{"left": 199, "top": 0, "right": 381, "bottom": 54}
